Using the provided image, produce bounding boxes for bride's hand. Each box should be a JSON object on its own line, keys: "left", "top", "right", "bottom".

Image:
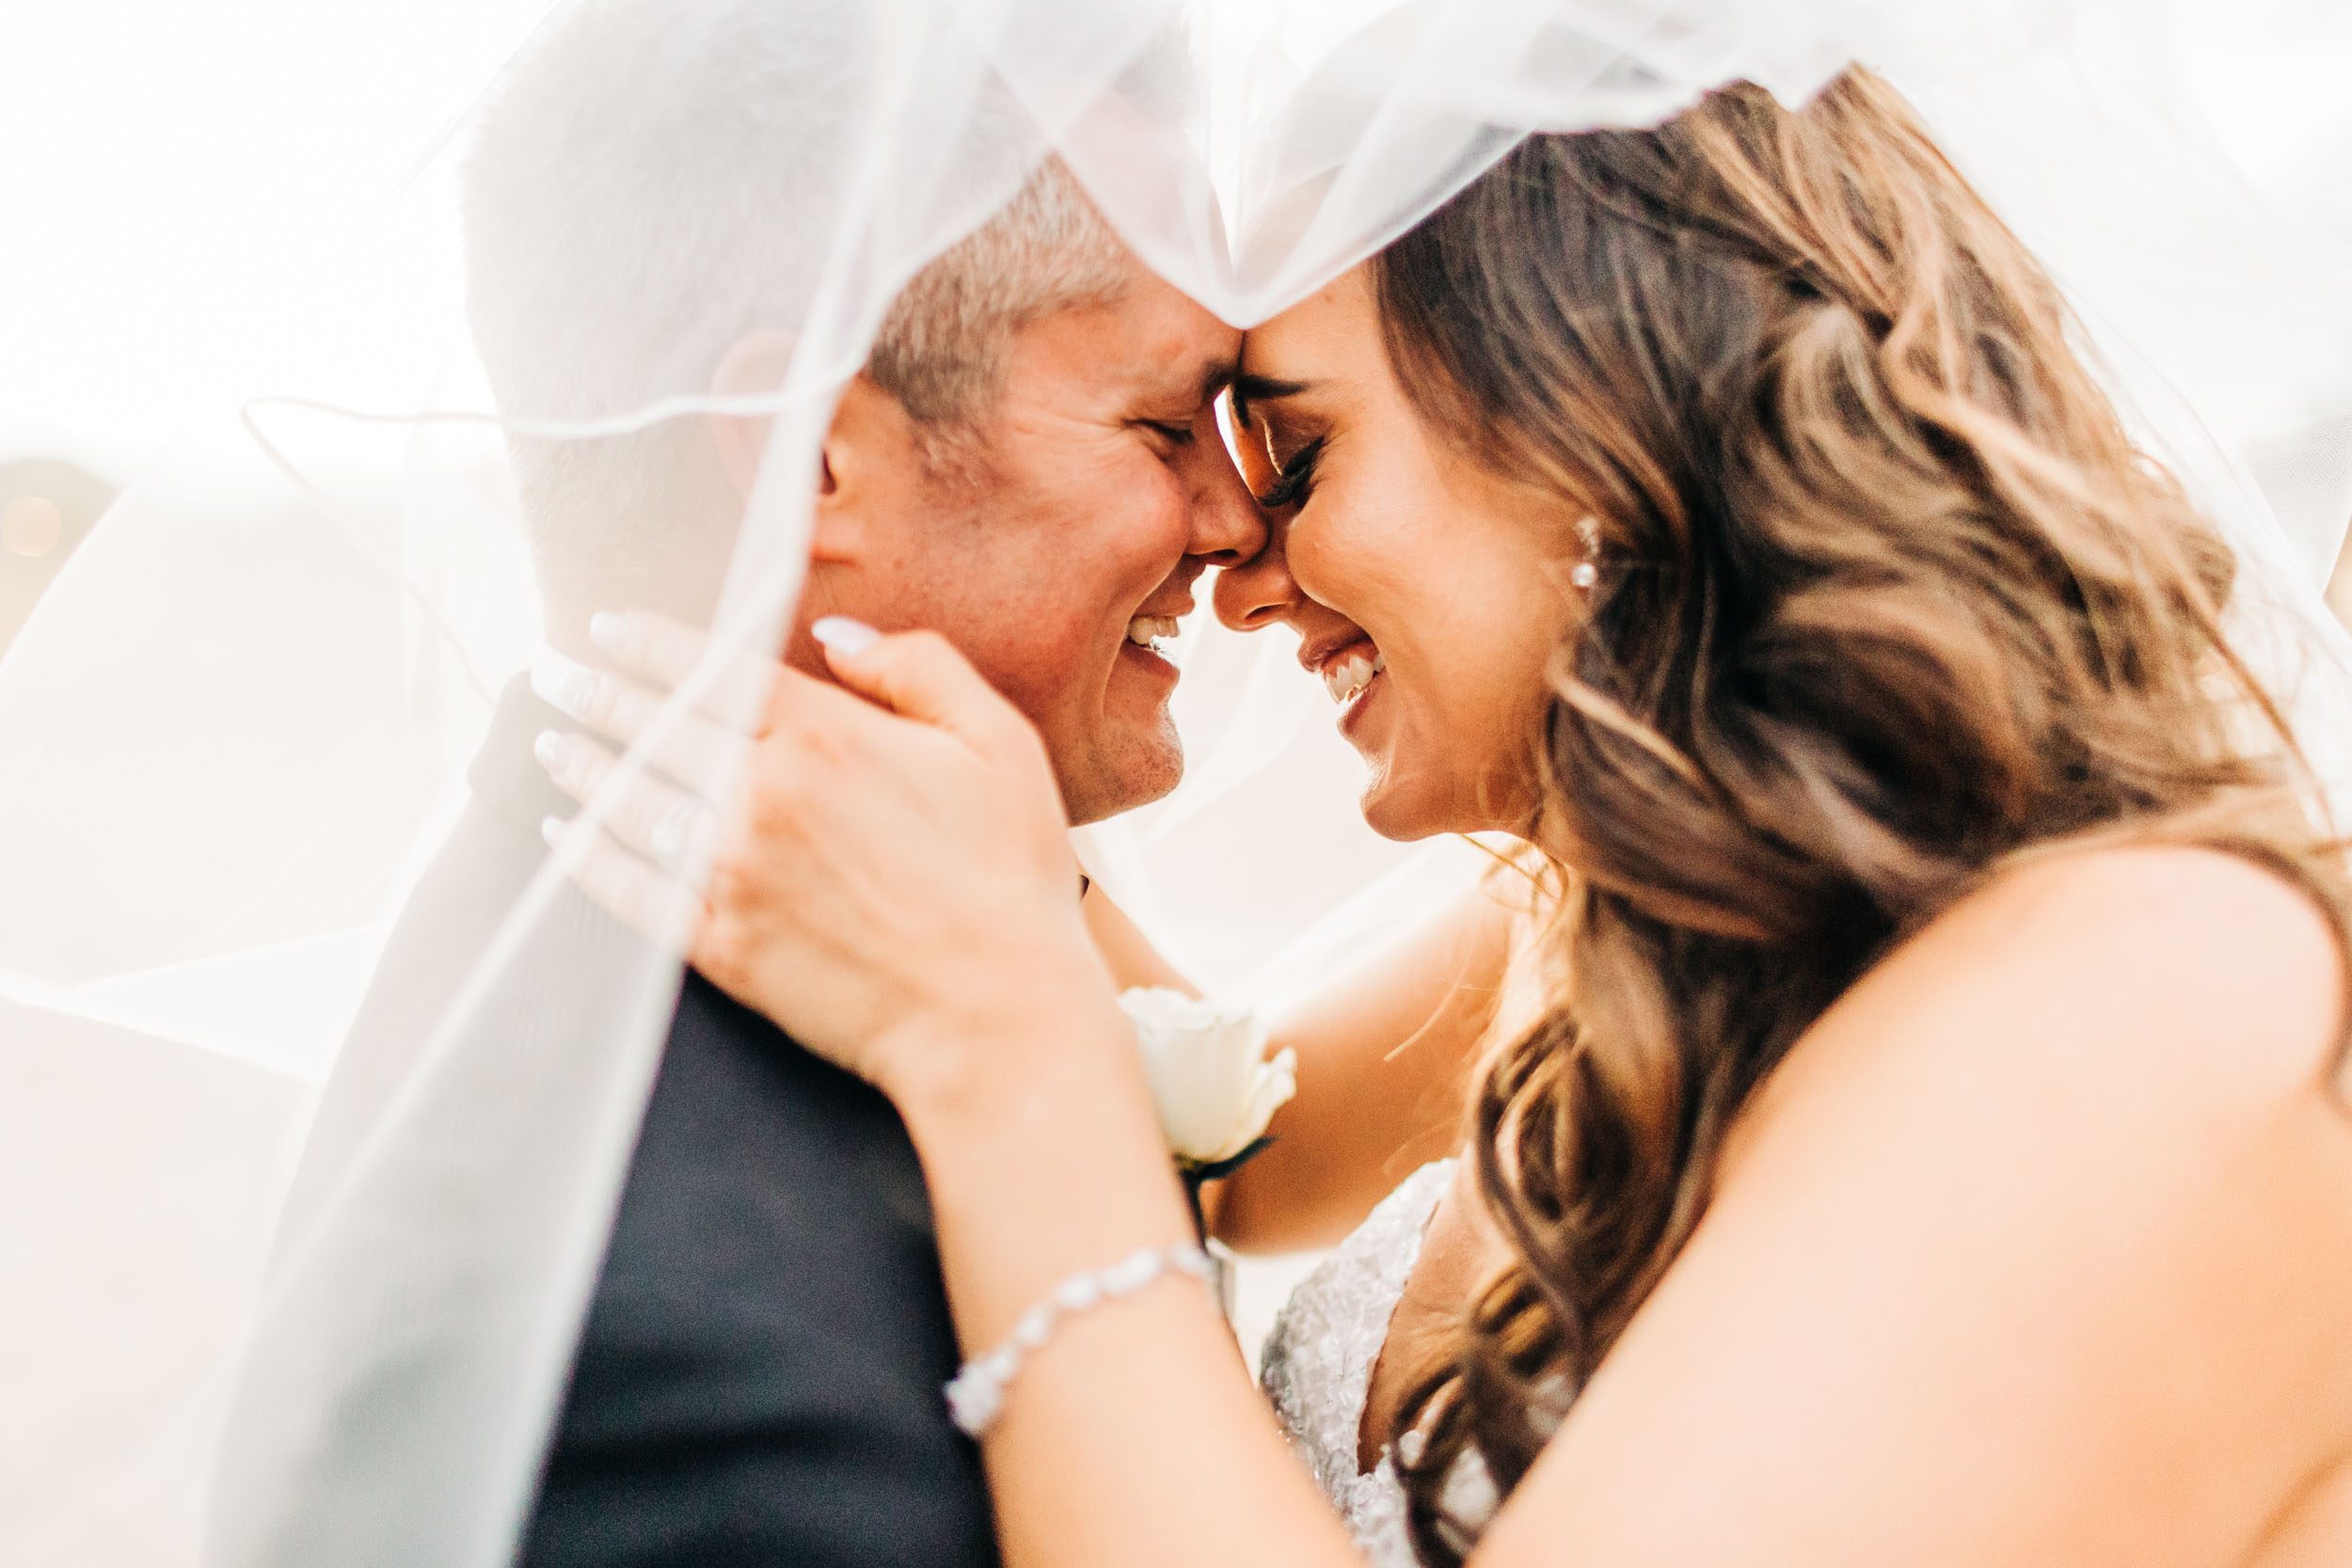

{"left": 534, "top": 610, "right": 1119, "bottom": 1101}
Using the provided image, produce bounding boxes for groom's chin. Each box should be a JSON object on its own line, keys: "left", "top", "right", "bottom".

{"left": 1061, "top": 720, "right": 1185, "bottom": 827}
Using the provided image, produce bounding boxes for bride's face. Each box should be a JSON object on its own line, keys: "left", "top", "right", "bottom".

{"left": 1215, "top": 266, "right": 1580, "bottom": 840}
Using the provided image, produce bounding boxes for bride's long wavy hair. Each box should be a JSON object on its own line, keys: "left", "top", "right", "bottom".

{"left": 1381, "top": 68, "right": 2351, "bottom": 1563}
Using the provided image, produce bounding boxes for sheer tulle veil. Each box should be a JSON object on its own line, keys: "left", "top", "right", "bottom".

{"left": 2, "top": 1, "right": 2346, "bottom": 1563}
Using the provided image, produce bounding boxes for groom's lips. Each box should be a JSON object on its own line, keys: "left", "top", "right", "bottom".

{"left": 1115, "top": 592, "right": 1196, "bottom": 678}
{"left": 1115, "top": 638, "right": 1182, "bottom": 691}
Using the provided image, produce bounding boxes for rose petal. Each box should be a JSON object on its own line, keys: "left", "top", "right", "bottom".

{"left": 1119, "top": 990, "right": 1292, "bottom": 1164}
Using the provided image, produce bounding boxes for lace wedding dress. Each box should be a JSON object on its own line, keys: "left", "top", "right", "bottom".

{"left": 1260, "top": 1159, "right": 1495, "bottom": 1567}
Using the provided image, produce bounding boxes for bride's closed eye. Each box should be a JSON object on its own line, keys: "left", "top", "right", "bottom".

{"left": 1222, "top": 373, "right": 1322, "bottom": 507}
{"left": 1256, "top": 436, "right": 1324, "bottom": 510}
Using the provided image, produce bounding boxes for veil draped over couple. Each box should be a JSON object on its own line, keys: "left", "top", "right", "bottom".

{"left": 8, "top": 1, "right": 2352, "bottom": 1565}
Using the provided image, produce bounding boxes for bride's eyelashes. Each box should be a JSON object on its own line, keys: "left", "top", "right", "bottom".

{"left": 1257, "top": 436, "right": 1324, "bottom": 510}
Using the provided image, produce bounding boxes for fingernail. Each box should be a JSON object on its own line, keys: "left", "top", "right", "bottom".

{"left": 588, "top": 610, "right": 629, "bottom": 656}
{"left": 540, "top": 815, "right": 567, "bottom": 849}
{"left": 533, "top": 728, "right": 574, "bottom": 775}
{"left": 532, "top": 649, "right": 596, "bottom": 719}
{"left": 811, "top": 615, "right": 881, "bottom": 657}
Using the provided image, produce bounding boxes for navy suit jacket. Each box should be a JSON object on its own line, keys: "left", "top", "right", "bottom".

{"left": 332, "top": 678, "right": 1001, "bottom": 1567}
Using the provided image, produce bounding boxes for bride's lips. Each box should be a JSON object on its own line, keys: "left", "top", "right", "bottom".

{"left": 1302, "top": 631, "right": 1382, "bottom": 697}
{"left": 1296, "top": 630, "right": 1387, "bottom": 741}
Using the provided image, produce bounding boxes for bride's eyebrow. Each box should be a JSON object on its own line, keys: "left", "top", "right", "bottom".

{"left": 1229, "top": 372, "right": 1312, "bottom": 427}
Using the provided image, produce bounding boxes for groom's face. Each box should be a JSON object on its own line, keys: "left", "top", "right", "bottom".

{"left": 839, "top": 262, "right": 1262, "bottom": 825}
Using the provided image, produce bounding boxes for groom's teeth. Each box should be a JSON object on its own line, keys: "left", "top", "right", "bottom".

{"left": 1321, "top": 649, "right": 1385, "bottom": 705}
{"left": 1125, "top": 615, "right": 1180, "bottom": 649}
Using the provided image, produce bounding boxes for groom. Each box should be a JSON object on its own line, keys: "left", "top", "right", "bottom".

{"left": 226, "top": 2, "right": 1263, "bottom": 1565}
{"left": 510, "top": 168, "right": 1257, "bottom": 1565}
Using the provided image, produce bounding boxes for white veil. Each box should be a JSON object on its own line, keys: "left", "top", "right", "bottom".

{"left": 2, "top": 2, "right": 2346, "bottom": 1564}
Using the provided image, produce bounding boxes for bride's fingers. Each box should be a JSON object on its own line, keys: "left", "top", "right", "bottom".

{"left": 813, "top": 622, "right": 1029, "bottom": 752}
{"left": 532, "top": 653, "right": 751, "bottom": 799}
{"left": 542, "top": 812, "right": 708, "bottom": 957}
{"left": 585, "top": 610, "right": 779, "bottom": 736}
{"left": 534, "top": 731, "right": 721, "bottom": 879}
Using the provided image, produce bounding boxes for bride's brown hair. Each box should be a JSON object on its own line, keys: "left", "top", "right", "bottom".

{"left": 1378, "top": 68, "right": 2351, "bottom": 1563}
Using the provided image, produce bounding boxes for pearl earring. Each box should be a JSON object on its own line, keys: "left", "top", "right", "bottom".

{"left": 1570, "top": 516, "right": 1600, "bottom": 592}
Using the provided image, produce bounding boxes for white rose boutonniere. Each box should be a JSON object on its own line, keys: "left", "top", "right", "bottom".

{"left": 1118, "top": 987, "right": 1297, "bottom": 1176}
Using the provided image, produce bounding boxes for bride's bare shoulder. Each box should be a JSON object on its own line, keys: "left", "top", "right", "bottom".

{"left": 1804, "top": 844, "right": 2344, "bottom": 1106}
{"left": 1713, "top": 842, "right": 2351, "bottom": 1202}
{"left": 1494, "top": 846, "right": 2352, "bottom": 1567}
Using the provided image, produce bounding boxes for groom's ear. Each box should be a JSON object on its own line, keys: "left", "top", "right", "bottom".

{"left": 708, "top": 332, "right": 912, "bottom": 567}
{"left": 809, "top": 373, "right": 926, "bottom": 566}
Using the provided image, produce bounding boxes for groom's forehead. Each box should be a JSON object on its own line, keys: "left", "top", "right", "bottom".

{"left": 1008, "top": 277, "right": 1238, "bottom": 417}
{"left": 1099, "top": 282, "right": 1240, "bottom": 401}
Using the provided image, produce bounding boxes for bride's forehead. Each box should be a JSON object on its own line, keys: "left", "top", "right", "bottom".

{"left": 1240, "top": 274, "right": 1375, "bottom": 376}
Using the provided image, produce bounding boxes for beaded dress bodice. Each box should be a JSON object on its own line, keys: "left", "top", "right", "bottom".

{"left": 1258, "top": 1160, "right": 1477, "bottom": 1568}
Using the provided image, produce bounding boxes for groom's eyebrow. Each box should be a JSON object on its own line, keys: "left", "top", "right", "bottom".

{"left": 1139, "top": 359, "right": 1237, "bottom": 417}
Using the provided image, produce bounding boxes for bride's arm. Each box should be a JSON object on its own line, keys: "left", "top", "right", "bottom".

{"left": 549, "top": 622, "right": 2352, "bottom": 1568}
{"left": 892, "top": 994, "right": 1370, "bottom": 1568}
{"left": 817, "top": 833, "right": 2352, "bottom": 1568}
{"left": 1080, "top": 878, "right": 1532, "bottom": 1252}
{"left": 1215, "top": 885, "right": 1525, "bottom": 1251}
{"left": 1078, "top": 884, "right": 1198, "bottom": 995}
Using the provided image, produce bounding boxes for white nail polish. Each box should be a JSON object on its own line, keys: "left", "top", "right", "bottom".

{"left": 532, "top": 649, "right": 596, "bottom": 719}
{"left": 533, "top": 729, "right": 572, "bottom": 774}
{"left": 588, "top": 611, "right": 628, "bottom": 656}
{"left": 540, "top": 815, "right": 566, "bottom": 849}
{"left": 811, "top": 615, "right": 882, "bottom": 657}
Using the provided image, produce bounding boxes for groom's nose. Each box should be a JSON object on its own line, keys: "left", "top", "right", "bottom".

{"left": 1179, "top": 411, "right": 1267, "bottom": 570}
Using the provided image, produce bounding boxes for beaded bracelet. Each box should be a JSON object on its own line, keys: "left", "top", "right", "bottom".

{"left": 945, "top": 1242, "right": 1216, "bottom": 1437}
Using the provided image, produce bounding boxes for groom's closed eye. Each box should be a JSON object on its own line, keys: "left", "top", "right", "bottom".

{"left": 1136, "top": 416, "right": 1199, "bottom": 450}
{"left": 1132, "top": 358, "right": 1243, "bottom": 456}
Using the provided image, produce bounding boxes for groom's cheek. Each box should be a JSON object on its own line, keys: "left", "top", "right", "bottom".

{"left": 968, "top": 632, "right": 1084, "bottom": 747}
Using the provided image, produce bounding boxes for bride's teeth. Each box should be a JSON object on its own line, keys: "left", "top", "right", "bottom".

{"left": 1321, "top": 648, "right": 1385, "bottom": 705}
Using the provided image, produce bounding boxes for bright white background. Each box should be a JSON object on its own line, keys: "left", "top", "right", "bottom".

{"left": 9, "top": 1, "right": 2351, "bottom": 477}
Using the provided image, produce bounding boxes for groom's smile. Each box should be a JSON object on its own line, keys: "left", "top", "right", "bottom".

{"left": 833, "top": 255, "right": 1263, "bottom": 829}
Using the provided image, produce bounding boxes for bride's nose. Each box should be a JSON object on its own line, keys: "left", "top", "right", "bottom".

{"left": 1213, "top": 513, "right": 1302, "bottom": 633}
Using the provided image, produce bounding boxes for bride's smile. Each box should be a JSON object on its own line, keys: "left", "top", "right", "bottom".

{"left": 1310, "top": 637, "right": 1382, "bottom": 708}
{"left": 1215, "top": 268, "right": 1581, "bottom": 842}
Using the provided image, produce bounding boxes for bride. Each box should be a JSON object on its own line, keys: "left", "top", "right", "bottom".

{"left": 546, "top": 70, "right": 2352, "bottom": 1566}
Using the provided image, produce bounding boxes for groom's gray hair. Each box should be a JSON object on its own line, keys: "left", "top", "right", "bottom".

{"left": 866, "top": 166, "right": 1127, "bottom": 427}
{"left": 458, "top": 0, "right": 1127, "bottom": 582}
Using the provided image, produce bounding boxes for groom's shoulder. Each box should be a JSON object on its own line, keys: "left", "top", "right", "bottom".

{"left": 614, "top": 971, "right": 939, "bottom": 1261}
{"left": 587, "top": 971, "right": 947, "bottom": 1343}
{"left": 531, "top": 974, "right": 992, "bottom": 1565}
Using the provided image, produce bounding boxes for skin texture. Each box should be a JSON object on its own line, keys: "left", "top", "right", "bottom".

{"left": 749, "top": 250, "right": 1263, "bottom": 827}
{"left": 1216, "top": 267, "right": 1579, "bottom": 841}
